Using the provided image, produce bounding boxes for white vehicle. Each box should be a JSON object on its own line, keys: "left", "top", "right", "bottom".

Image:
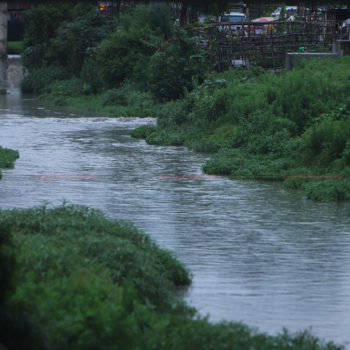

{"left": 271, "top": 6, "right": 298, "bottom": 18}
{"left": 341, "top": 19, "right": 350, "bottom": 40}
{"left": 219, "top": 12, "right": 246, "bottom": 32}
{"left": 219, "top": 12, "right": 246, "bottom": 24}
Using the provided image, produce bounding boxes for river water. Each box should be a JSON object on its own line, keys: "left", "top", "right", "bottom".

{"left": 1, "top": 90, "right": 350, "bottom": 347}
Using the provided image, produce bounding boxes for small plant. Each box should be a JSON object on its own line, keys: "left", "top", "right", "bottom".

{"left": 0, "top": 146, "right": 19, "bottom": 170}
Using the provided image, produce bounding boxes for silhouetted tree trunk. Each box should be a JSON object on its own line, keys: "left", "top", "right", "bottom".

{"left": 179, "top": 0, "right": 188, "bottom": 26}
{"left": 0, "top": 1, "right": 7, "bottom": 89}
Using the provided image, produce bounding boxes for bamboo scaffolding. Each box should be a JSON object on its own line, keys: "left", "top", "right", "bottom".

{"left": 189, "top": 18, "right": 340, "bottom": 70}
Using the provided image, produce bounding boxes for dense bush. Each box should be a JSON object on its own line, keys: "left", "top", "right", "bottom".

{"left": 21, "top": 66, "right": 69, "bottom": 94}
{"left": 298, "top": 119, "right": 350, "bottom": 166}
{"left": 96, "top": 5, "right": 175, "bottom": 88}
{"left": 0, "top": 212, "right": 49, "bottom": 350}
{"left": 2, "top": 204, "right": 191, "bottom": 307}
{"left": 97, "top": 5, "right": 209, "bottom": 100}
{"left": 48, "top": 9, "right": 110, "bottom": 75}
{"left": 130, "top": 125, "right": 157, "bottom": 139}
{"left": 21, "top": 3, "right": 110, "bottom": 94}
{"left": 97, "top": 30, "right": 155, "bottom": 87}
{"left": 146, "top": 29, "right": 209, "bottom": 101}
{"left": 21, "top": 4, "right": 70, "bottom": 68}
{"left": 21, "top": 4, "right": 209, "bottom": 102}
{"left": 0, "top": 225, "right": 15, "bottom": 305}
{"left": 0, "top": 205, "right": 344, "bottom": 349}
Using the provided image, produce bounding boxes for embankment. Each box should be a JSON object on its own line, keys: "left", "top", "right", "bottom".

{"left": 132, "top": 57, "right": 350, "bottom": 201}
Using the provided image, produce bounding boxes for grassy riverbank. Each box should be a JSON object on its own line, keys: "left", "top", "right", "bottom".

{"left": 0, "top": 146, "right": 19, "bottom": 179}
{"left": 132, "top": 57, "right": 350, "bottom": 201}
{"left": 7, "top": 41, "right": 24, "bottom": 55}
{"left": 40, "top": 82, "right": 159, "bottom": 117}
{"left": 19, "top": 4, "right": 350, "bottom": 201}
{"left": 0, "top": 204, "right": 344, "bottom": 350}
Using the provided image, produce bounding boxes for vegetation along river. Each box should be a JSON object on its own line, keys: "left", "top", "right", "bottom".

{"left": 1, "top": 90, "right": 350, "bottom": 348}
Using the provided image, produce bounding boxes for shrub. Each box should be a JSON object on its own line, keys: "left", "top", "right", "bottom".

{"left": 118, "top": 5, "right": 174, "bottom": 40}
{"left": 0, "top": 147, "right": 19, "bottom": 169}
{"left": 0, "top": 225, "right": 15, "bottom": 305}
{"left": 80, "top": 59, "right": 104, "bottom": 94}
{"left": 0, "top": 204, "right": 343, "bottom": 349}
{"left": 97, "top": 29, "right": 155, "bottom": 87}
{"left": 101, "top": 88, "right": 129, "bottom": 107}
{"left": 146, "top": 29, "right": 209, "bottom": 101}
{"left": 97, "top": 5, "right": 173, "bottom": 88}
{"left": 45, "top": 78, "right": 84, "bottom": 98}
{"left": 0, "top": 213, "right": 50, "bottom": 350}
{"left": 48, "top": 9, "right": 110, "bottom": 75}
{"left": 298, "top": 120, "right": 350, "bottom": 166}
{"left": 21, "top": 4, "right": 70, "bottom": 69}
{"left": 1, "top": 204, "right": 191, "bottom": 308}
{"left": 21, "top": 66, "right": 69, "bottom": 94}
{"left": 100, "top": 87, "right": 155, "bottom": 114}
{"left": 146, "top": 128, "right": 187, "bottom": 146}
{"left": 303, "top": 179, "right": 350, "bottom": 201}
{"left": 130, "top": 125, "right": 157, "bottom": 139}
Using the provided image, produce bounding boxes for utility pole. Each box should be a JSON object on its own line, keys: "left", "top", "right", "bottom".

{"left": 0, "top": 1, "right": 7, "bottom": 90}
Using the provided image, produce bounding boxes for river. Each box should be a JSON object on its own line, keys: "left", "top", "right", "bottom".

{"left": 1, "top": 90, "right": 350, "bottom": 348}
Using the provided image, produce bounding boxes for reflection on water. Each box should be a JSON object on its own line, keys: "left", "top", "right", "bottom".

{"left": 1, "top": 91, "right": 350, "bottom": 347}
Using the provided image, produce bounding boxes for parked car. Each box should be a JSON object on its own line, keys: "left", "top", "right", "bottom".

{"left": 219, "top": 12, "right": 246, "bottom": 32}
{"left": 271, "top": 6, "right": 298, "bottom": 18}
{"left": 341, "top": 18, "right": 350, "bottom": 39}
{"left": 219, "top": 12, "right": 246, "bottom": 24}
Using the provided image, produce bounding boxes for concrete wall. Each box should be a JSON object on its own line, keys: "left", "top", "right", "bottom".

{"left": 286, "top": 40, "right": 350, "bottom": 71}
{"left": 333, "top": 40, "right": 350, "bottom": 57}
{"left": 285, "top": 53, "right": 339, "bottom": 71}
{"left": 7, "top": 55, "right": 25, "bottom": 89}
{"left": 0, "top": 2, "right": 7, "bottom": 89}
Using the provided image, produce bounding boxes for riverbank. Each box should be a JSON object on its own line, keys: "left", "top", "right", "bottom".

{"left": 18, "top": 4, "right": 350, "bottom": 202}
{"left": 38, "top": 57, "right": 350, "bottom": 201}
{"left": 0, "top": 204, "right": 344, "bottom": 350}
{"left": 131, "top": 57, "right": 350, "bottom": 202}
{"left": 40, "top": 84, "right": 159, "bottom": 118}
{"left": 0, "top": 146, "right": 19, "bottom": 179}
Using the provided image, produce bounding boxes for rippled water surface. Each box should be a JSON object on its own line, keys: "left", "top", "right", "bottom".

{"left": 1, "top": 91, "right": 350, "bottom": 347}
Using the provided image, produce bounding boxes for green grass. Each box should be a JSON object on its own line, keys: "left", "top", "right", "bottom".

{"left": 0, "top": 204, "right": 344, "bottom": 350}
{"left": 39, "top": 83, "right": 158, "bottom": 117}
{"left": 0, "top": 146, "right": 19, "bottom": 179}
{"left": 7, "top": 41, "right": 24, "bottom": 55}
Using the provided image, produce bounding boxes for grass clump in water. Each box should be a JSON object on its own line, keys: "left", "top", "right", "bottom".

{"left": 0, "top": 146, "right": 19, "bottom": 179}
